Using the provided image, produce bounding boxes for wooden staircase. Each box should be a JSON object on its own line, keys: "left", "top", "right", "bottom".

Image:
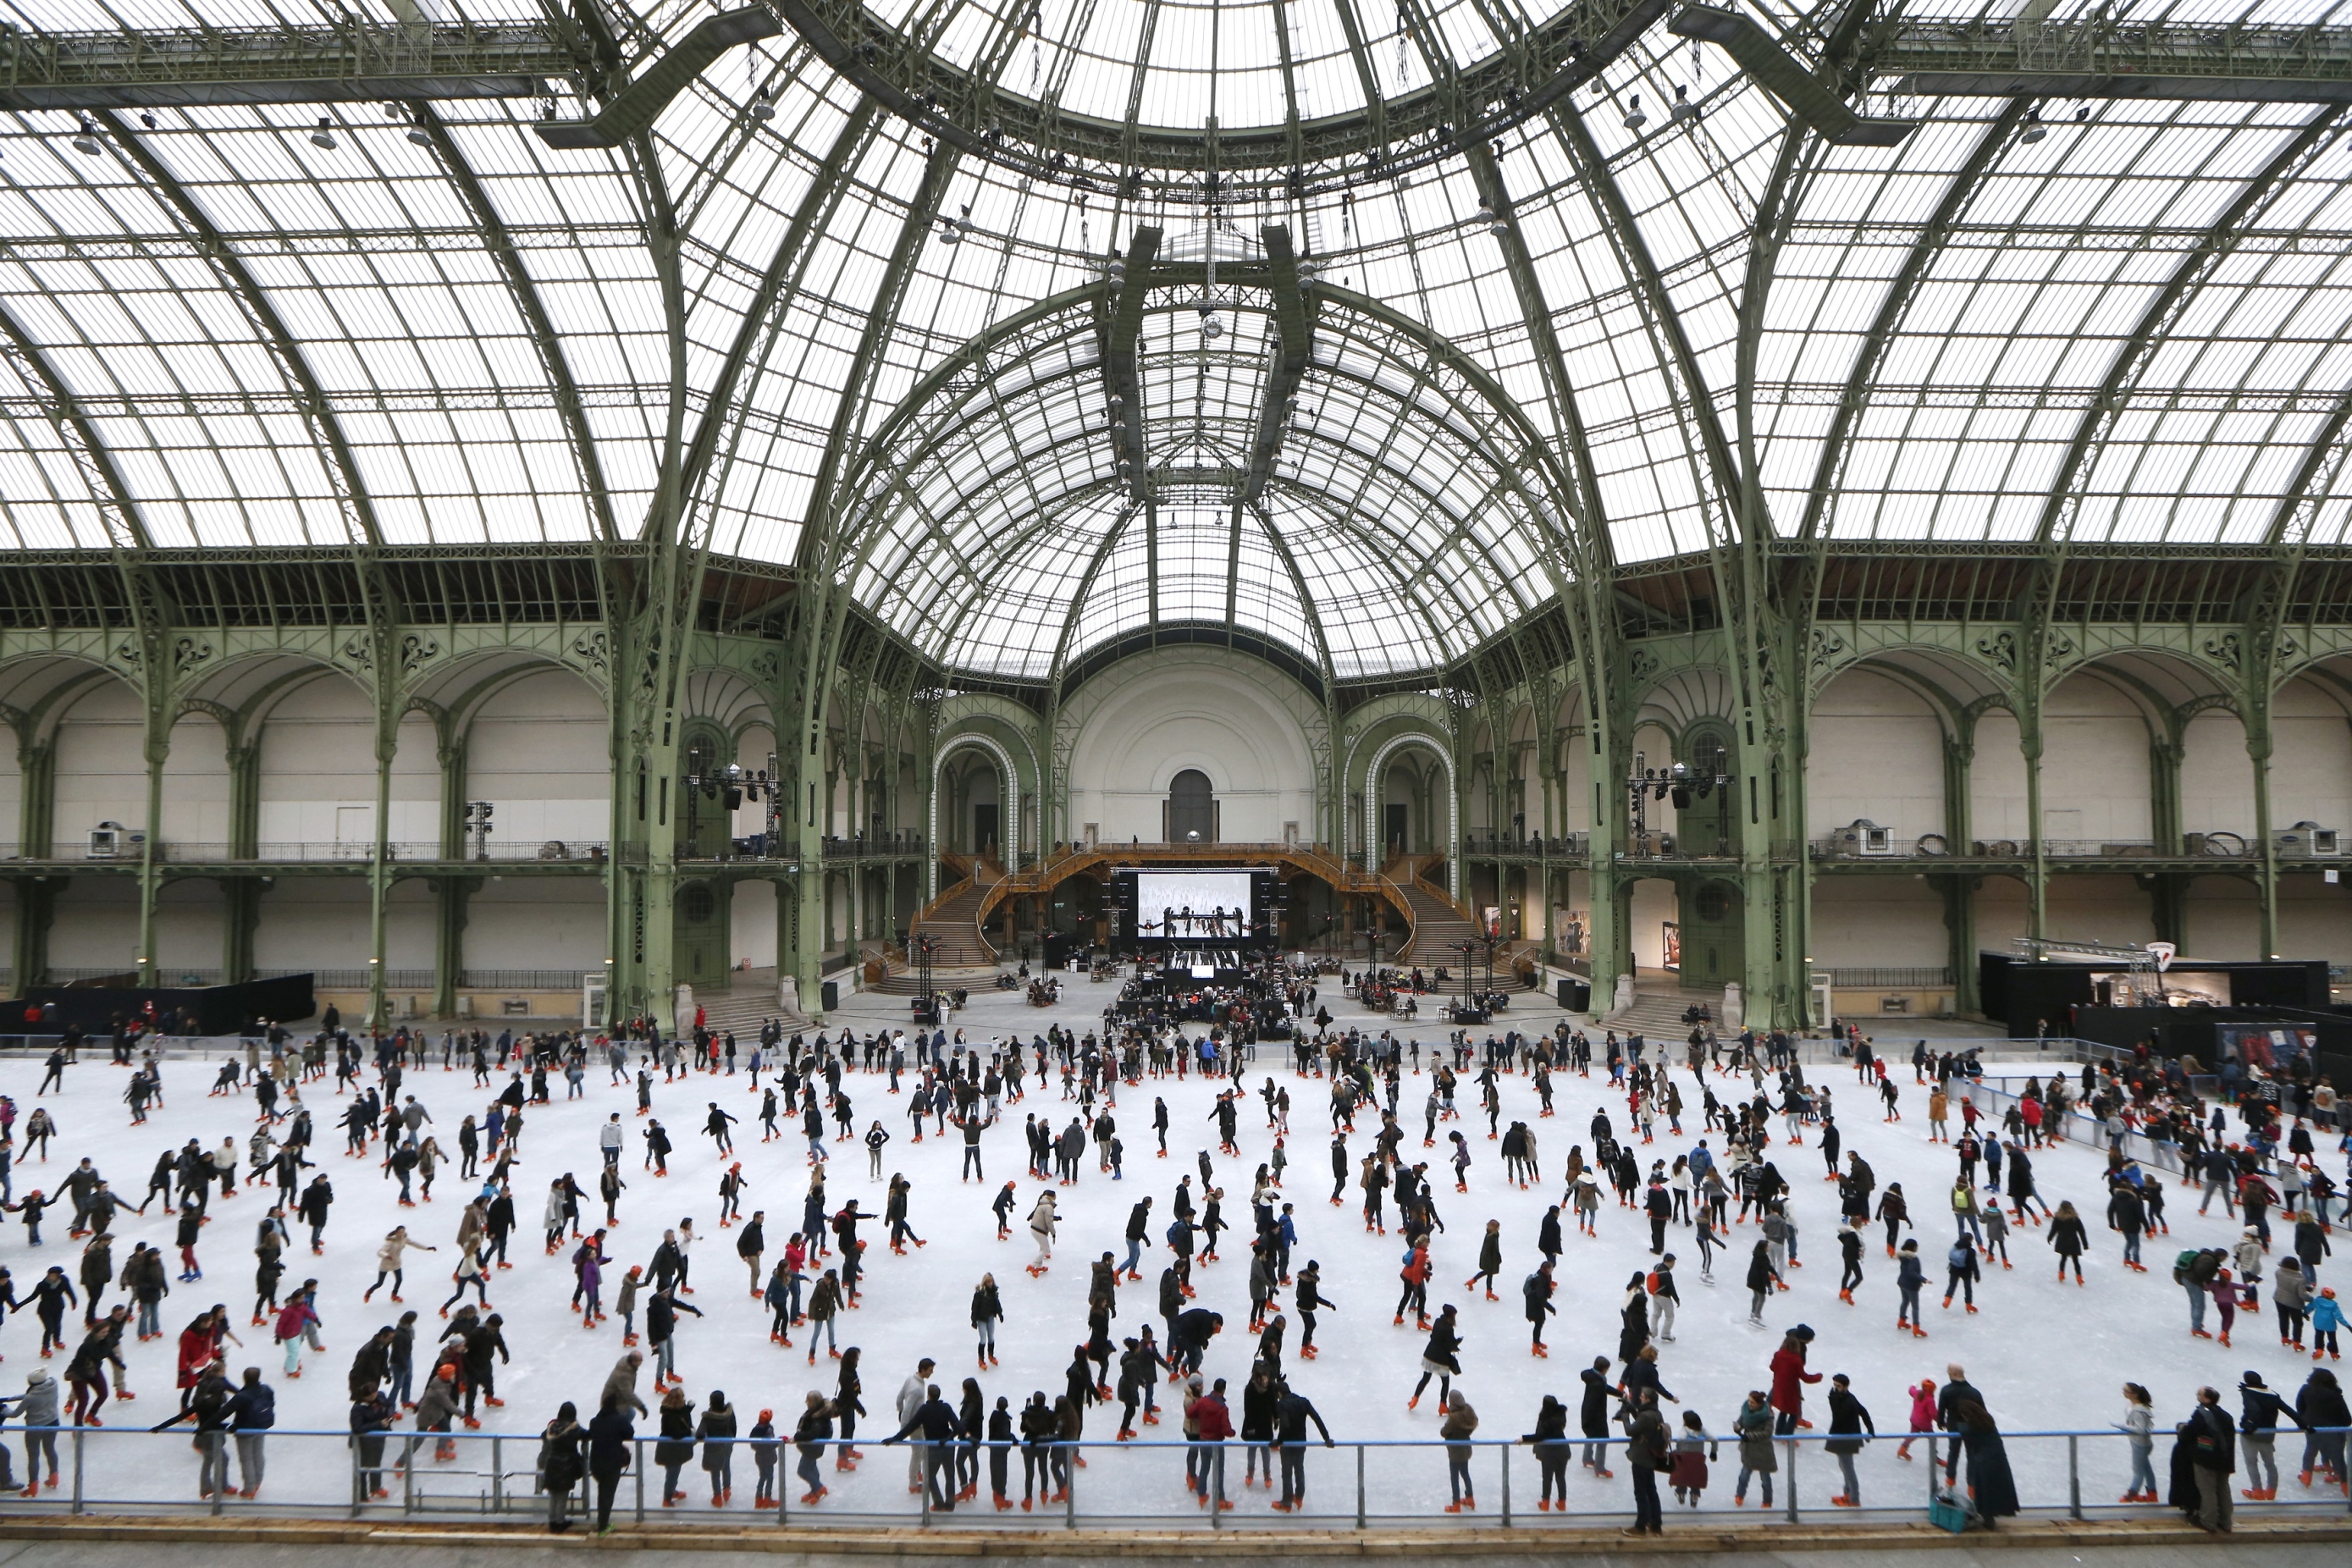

{"left": 1392, "top": 879, "right": 1481, "bottom": 963}
{"left": 892, "top": 873, "right": 1000, "bottom": 992}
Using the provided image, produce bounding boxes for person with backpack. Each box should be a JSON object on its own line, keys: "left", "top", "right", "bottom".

{"left": 2178, "top": 1245, "right": 2226, "bottom": 1336}
{"left": 1942, "top": 1235, "right": 1980, "bottom": 1313}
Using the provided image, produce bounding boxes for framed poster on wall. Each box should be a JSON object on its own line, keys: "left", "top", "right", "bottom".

{"left": 1662, "top": 920, "right": 1681, "bottom": 970}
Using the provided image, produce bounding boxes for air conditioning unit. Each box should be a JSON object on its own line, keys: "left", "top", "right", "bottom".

{"left": 2277, "top": 820, "right": 2343, "bottom": 859}
{"left": 1830, "top": 819, "right": 1896, "bottom": 858}
{"left": 86, "top": 820, "right": 145, "bottom": 859}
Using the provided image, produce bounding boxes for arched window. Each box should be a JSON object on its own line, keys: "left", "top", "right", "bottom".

{"left": 1166, "top": 769, "right": 1216, "bottom": 842}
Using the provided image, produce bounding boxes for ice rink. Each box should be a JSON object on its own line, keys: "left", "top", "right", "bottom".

{"left": 0, "top": 976, "right": 2342, "bottom": 1526}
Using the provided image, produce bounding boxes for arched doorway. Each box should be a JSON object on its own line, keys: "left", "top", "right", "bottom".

{"left": 1165, "top": 769, "right": 1217, "bottom": 842}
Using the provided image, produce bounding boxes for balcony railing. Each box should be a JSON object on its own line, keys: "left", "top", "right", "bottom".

{"left": 1810, "top": 832, "right": 2256, "bottom": 861}
{"left": 4, "top": 840, "right": 613, "bottom": 864}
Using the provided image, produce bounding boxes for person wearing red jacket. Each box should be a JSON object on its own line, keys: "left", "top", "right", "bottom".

{"left": 175, "top": 1311, "right": 220, "bottom": 1411}
{"left": 1394, "top": 1237, "right": 1433, "bottom": 1328}
{"left": 1184, "top": 1377, "right": 1234, "bottom": 1508}
{"left": 1768, "top": 1325, "right": 1821, "bottom": 1435}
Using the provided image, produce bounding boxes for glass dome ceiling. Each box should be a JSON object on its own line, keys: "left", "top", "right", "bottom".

{"left": 3, "top": 0, "right": 2352, "bottom": 682}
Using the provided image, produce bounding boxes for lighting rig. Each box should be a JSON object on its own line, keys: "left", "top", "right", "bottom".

{"left": 683, "top": 748, "right": 783, "bottom": 859}
{"left": 1626, "top": 760, "right": 1731, "bottom": 858}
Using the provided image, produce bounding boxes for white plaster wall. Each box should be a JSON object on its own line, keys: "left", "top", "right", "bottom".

{"left": 733, "top": 881, "right": 778, "bottom": 968}
{"left": 255, "top": 677, "right": 439, "bottom": 846}
{"left": 252, "top": 881, "right": 380, "bottom": 973}
{"left": 153, "top": 879, "right": 223, "bottom": 979}
{"left": 2269, "top": 676, "right": 2352, "bottom": 840}
{"left": 1973, "top": 876, "right": 2031, "bottom": 966}
{"left": 1560, "top": 724, "right": 1592, "bottom": 835}
{"left": 1809, "top": 878, "right": 1948, "bottom": 969}
{"left": 2179, "top": 707, "right": 2255, "bottom": 842}
{"left": 52, "top": 677, "right": 149, "bottom": 844}
{"left": 2037, "top": 676, "right": 2151, "bottom": 844}
{"left": 1628, "top": 877, "right": 1676, "bottom": 970}
{"left": 467, "top": 669, "right": 611, "bottom": 848}
{"left": 2043, "top": 873, "right": 2156, "bottom": 949}
{"left": 1968, "top": 712, "right": 2030, "bottom": 845}
{"left": 2277, "top": 875, "right": 2352, "bottom": 969}
{"left": 464, "top": 879, "right": 604, "bottom": 971}
{"left": 1807, "top": 669, "right": 1944, "bottom": 843}
{"left": 2183, "top": 874, "right": 2261, "bottom": 961}
{"left": 48, "top": 877, "right": 140, "bottom": 970}
{"left": 1066, "top": 658, "right": 1316, "bottom": 842}
{"left": 159, "top": 713, "right": 232, "bottom": 847}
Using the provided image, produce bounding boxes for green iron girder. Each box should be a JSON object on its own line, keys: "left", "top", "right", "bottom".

{"left": 1672, "top": 3, "right": 1913, "bottom": 146}
{"left": 769, "top": 0, "right": 1673, "bottom": 200}
{"left": 1102, "top": 227, "right": 1162, "bottom": 505}
{"left": 1874, "top": 15, "right": 2352, "bottom": 105}
{"left": 0, "top": 17, "right": 588, "bottom": 111}
{"left": 536, "top": 6, "right": 781, "bottom": 150}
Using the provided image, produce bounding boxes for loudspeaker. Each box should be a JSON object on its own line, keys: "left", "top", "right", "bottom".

{"left": 820, "top": 980, "right": 839, "bottom": 1011}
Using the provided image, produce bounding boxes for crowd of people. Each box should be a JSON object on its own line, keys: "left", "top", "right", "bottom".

{"left": 0, "top": 1001, "right": 2343, "bottom": 1538}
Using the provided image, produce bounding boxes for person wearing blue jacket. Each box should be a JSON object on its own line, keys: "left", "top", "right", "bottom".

{"left": 228, "top": 1366, "right": 275, "bottom": 1498}
{"left": 2311, "top": 1285, "right": 2345, "bottom": 1358}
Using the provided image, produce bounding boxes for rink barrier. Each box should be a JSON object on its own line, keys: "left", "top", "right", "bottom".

{"left": 5, "top": 1424, "right": 2349, "bottom": 1532}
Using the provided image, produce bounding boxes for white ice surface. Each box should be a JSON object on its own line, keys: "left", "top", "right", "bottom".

{"left": 0, "top": 983, "right": 2342, "bottom": 1527}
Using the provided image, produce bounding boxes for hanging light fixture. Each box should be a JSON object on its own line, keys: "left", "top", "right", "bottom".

{"left": 2020, "top": 104, "right": 2046, "bottom": 143}
{"left": 72, "top": 117, "right": 102, "bottom": 156}
{"left": 310, "top": 115, "right": 338, "bottom": 150}
{"left": 751, "top": 91, "right": 776, "bottom": 124}
{"left": 1670, "top": 85, "right": 1700, "bottom": 125}
{"left": 1623, "top": 94, "right": 1647, "bottom": 133}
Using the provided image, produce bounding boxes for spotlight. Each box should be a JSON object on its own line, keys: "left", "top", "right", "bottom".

{"left": 1202, "top": 311, "right": 1223, "bottom": 340}
{"left": 1623, "top": 94, "right": 1647, "bottom": 133}
{"left": 751, "top": 92, "right": 776, "bottom": 123}
{"left": 2020, "top": 105, "right": 2046, "bottom": 143}
{"left": 1670, "top": 85, "right": 1699, "bottom": 125}
{"left": 310, "top": 115, "right": 338, "bottom": 150}
{"left": 72, "top": 118, "right": 102, "bottom": 156}
{"left": 407, "top": 125, "right": 433, "bottom": 147}
{"left": 140, "top": 113, "right": 157, "bottom": 130}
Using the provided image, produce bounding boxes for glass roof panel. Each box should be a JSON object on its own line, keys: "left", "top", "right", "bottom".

{"left": 7, "top": 0, "right": 2352, "bottom": 672}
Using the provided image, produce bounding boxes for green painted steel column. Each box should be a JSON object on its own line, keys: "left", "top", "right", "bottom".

{"left": 366, "top": 713, "right": 395, "bottom": 1032}
{"left": 2247, "top": 689, "right": 2280, "bottom": 957}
